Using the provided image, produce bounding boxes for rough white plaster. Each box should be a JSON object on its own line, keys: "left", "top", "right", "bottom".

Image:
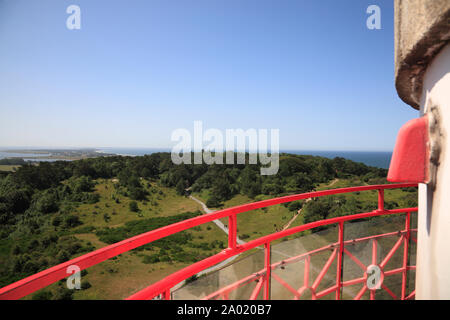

{"left": 417, "top": 44, "right": 450, "bottom": 299}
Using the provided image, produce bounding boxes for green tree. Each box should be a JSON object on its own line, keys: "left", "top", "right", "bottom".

{"left": 176, "top": 180, "right": 186, "bottom": 196}
{"left": 129, "top": 201, "right": 139, "bottom": 212}
{"left": 206, "top": 195, "right": 221, "bottom": 208}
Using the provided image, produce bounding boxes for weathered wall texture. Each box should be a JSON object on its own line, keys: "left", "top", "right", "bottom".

{"left": 395, "top": 0, "right": 450, "bottom": 109}
{"left": 417, "top": 44, "right": 450, "bottom": 299}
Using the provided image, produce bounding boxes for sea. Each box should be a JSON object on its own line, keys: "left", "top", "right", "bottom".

{"left": 0, "top": 148, "right": 392, "bottom": 169}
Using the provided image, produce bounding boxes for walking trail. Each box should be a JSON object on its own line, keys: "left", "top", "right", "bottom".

{"left": 171, "top": 182, "right": 341, "bottom": 295}
{"left": 281, "top": 178, "right": 339, "bottom": 231}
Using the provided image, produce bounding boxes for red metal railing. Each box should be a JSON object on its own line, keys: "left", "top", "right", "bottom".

{"left": 0, "top": 183, "right": 417, "bottom": 300}
{"left": 201, "top": 226, "right": 417, "bottom": 300}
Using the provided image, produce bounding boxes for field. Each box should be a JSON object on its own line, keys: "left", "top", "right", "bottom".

{"left": 0, "top": 165, "right": 20, "bottom": 172}
{"left": 71, "top": 178, "right": 203, "bottom": 227}
{"left": 19, "top": 178, "right": 228, "bottom": 300}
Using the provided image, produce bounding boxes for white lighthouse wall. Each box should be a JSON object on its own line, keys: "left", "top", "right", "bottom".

{"left": 417, "top": 44, "right": 450, "bottom": 299}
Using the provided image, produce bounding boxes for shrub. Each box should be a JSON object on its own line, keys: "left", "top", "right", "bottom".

{"left": 142, "top": 254, "right": 160, "bottom": 264}
{"left": 23, "top": 261, "right": 38, "bottom": 273}
{"left": 32, "top": 290, "right": 53, "bottom": 300}
{"left": 71, "top": 176, "right": 94, "bottom": 193}
{"left": 129, "top": 201, "right": 139, "bottom": 212}
{"left": 35, "top": 191, "right": 59, "bottom": 214}
{"left": 57, "top": 250, "right": 70, "bottom": 263}
{"left": 12, "top": 245, "right": 21, "bottom": 255}
{"left": 53, "top": 287, "right": 73, "bottom": 300}
{"left": 288, "top": 201, "right": 302, "bottom": 212}
{"left": 64, "top": 215, "right": 82, "bottom": 228}
{"left": 81, "top": 280, "right": 92, "bottom": 290}
{"left": 28, "top": 239, "right": 39, "bottom": 250}
{"left": 52, "top": 215, "right": 62, "bottom": 226}
{"left": 129, "top": 187, "right": 147, "bottom": 201}
{"left": 85, "top": 193, "right": 100, "bottom": 204}
{"left": 206, "top": 196, "right": 221, "bottom": 208}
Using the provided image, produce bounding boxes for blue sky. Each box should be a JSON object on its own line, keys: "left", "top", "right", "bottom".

{"left": 0, "top": 0, "right": 417, "bottom": 151}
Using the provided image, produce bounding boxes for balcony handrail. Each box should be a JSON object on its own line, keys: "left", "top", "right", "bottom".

{"left": 201, "top": 228, "right": 417, "bottom": 300}
{"left": 0, "top": 183, "right": 418, "bottom": 300}
{"left": 128, "top": 207, "right": 416, "bottom": 300}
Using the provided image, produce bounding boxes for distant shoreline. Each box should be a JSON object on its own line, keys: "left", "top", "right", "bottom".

{"left": 0, "top": 148, "right": 392, "bottom": 168}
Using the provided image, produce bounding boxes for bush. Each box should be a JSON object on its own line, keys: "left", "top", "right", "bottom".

{"left": 142, "top": 254, "right": 160, "bottom": 264}
{"left": 129, "top": 187, "right": 147, "bottom": 201}
{"left": 81, "top": 280, "right": 92, "bottom": 290}
{"left": 71, "top": 176, "right": 94, "bottom": 193}
{"left": 32, "top": 290, "right": 53, "bottom": 300}
{"left": 64, "top": 215, "right": 82, "bottom": 228}
{"left": 12, "top": 245, "right": 21, "bottom": 255}
{"left": 206, "top": 196, "right": 221, "bottom": 208}
{"left": 288, "top": 201, "right": 303, "bottom": 212}
{"left": 57, "top": 250, "right": 70, "bottom": 263}
{"left": 35, "top": 191, "right": 59, "bottom": 214}
{"left": 85, "top": 193, "right": 100, "bottom": 204}
{"left": 23, "top": 261, "right": 39, "bottom": 273}
{"left": 52, "top": 215, "right": 62, "bottom": 227}
{"left": 53, "top": 287, "right": 73, "bottom": 300}
{"left": 129, "top": 201, "right": 139, "bottom": 212}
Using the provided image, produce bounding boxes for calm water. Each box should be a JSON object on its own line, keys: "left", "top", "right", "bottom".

{"left": 0, "top": 151, "right": 51, "bottom": 159}
{"left": 285, "top": 150, "right": 392, "bottom": 169}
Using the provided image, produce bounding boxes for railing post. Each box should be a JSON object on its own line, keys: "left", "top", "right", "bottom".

{"left": 401, "top": 212, "right": 411, "bottom": 300}
{"left": 163, "top": 288, "right": 171, "bottom": 300}
{"left": 228, "top": 214, "right": 237, "bottom": 250}
{"left": 336, "top": 222, "right": 344, "bottom": 300}
{"left": 264, "top": 242, "right": 271, "bottom": 300}
{"left": 377, "top": 189, "right": 384, "bottom": 211}
{"left": 370, "top": 239, "right": 378, "bottom": 300}
{"left": 304, "top": 255, "right": 310, "bottom": 289}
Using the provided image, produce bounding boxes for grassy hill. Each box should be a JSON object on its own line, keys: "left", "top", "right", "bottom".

{"left": 0, "top": 153, "right": 417, "bottom": 300}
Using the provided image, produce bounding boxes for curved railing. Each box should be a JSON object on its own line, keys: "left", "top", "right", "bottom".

{"left": 199, "top": 226, "right": 417, "bottom": 300}
{"left": 0, "top": 183, "right": 418, "bottom": 300}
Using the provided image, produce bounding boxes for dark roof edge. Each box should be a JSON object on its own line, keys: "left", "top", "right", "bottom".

{"left": 395, "top": 7, "right": 450, "bottom": 110}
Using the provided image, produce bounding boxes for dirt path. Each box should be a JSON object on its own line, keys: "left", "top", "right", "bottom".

{"left": 182, "top": 183, "right": 363, "bottom": 299}
{"left": 328, "top": 178, "right": 339, "bottom": 187}
{"left": 180, "top": 195, "right": 335, "bottom": 298}
{"left": 189, "top": 195, "right": 246, "bottom": 245}
{"left": 281, "top": 178, "right": 340, "bottom": 230}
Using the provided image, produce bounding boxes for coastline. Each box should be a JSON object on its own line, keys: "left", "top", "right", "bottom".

{"left": 0, "top": 148, "right": 392, "bottom": 169}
